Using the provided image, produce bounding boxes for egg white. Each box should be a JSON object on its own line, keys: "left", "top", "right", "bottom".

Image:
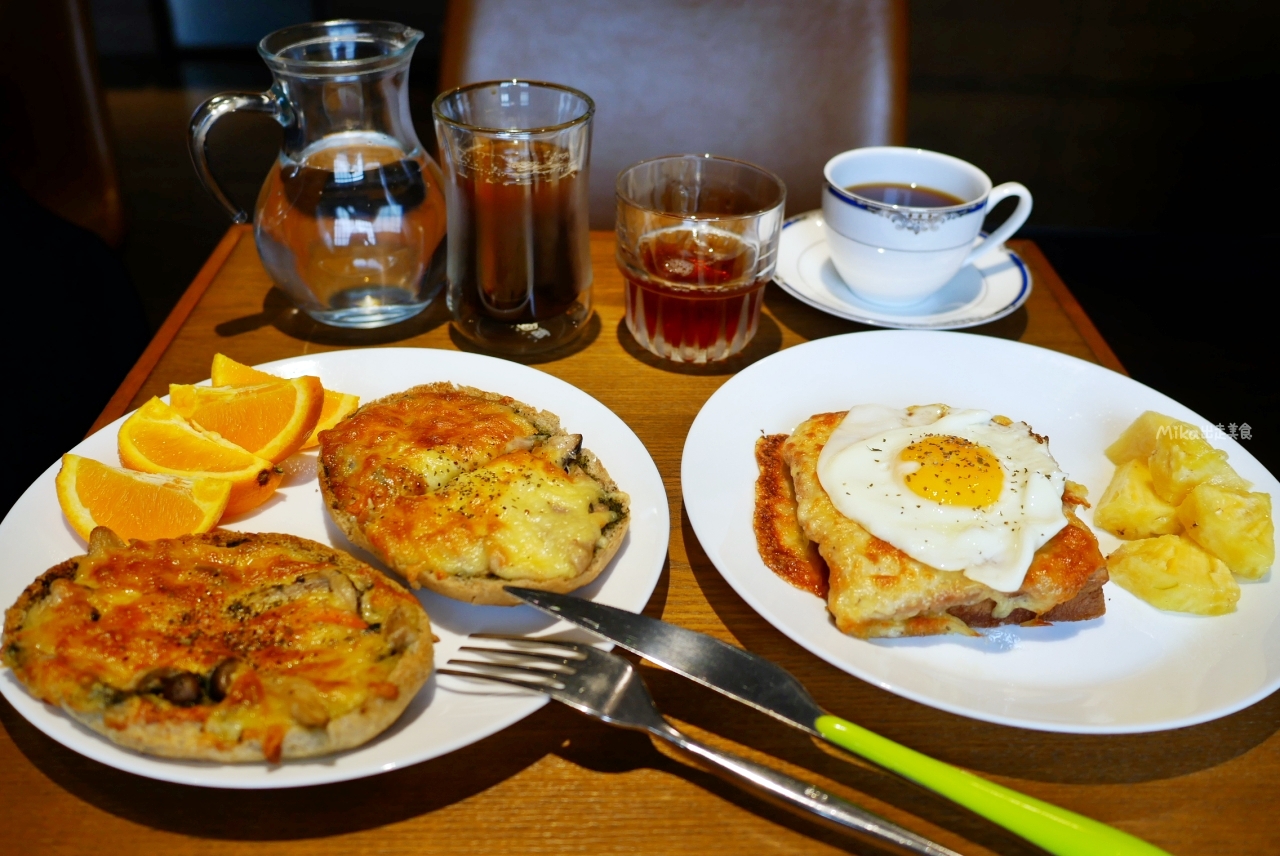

{"left": 816, "top": 405, "right": 1069, "bottom": 592}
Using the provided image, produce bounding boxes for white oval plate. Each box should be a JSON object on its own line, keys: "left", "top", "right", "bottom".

{"left": 0, "top": 348, "right": 668, "bottom": 787}
{"left": 773, "top": 210, "right": 1031, "bottom": 329}
{"left": 681, "top": 331, "right": 1279, "bottom": 733}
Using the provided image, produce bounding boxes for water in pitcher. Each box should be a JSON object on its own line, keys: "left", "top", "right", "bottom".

{"left": 255, "top": 131, "right": 448, "bottom": 328}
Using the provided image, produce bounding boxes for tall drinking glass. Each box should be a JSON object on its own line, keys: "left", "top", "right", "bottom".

{"left": 616, "top": 155, "right": 785, "bottom": 363}
{"left": 433, "top": 81, "right": 594, "bottom": 355}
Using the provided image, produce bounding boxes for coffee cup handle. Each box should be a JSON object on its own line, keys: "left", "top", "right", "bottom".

{"left": 963, "top": 182, "right": 1033, "bottom": 267}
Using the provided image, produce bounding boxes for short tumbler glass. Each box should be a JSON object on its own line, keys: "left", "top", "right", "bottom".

{"left": 616, "top": 154, "right": 785, "bottom": 363}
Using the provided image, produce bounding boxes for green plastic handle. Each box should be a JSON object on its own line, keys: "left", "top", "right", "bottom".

{"left": 816, "top": 716, "right": 1171, "bottom": 856}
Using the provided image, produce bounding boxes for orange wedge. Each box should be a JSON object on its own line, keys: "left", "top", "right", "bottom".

{"left": 56, "top": 454, "right": 230, "bottom": 542}
{"left": 210, "top": 353, "right": 282, "bottom": 386}
{"left": 308, "top": 390, "right": 360, "bottom": 446}
{"left": 118, "top": 398, "right": 283, "bottom": 516}
{"left": 169, "top": 376, "right": 323, "bottom": 463}
{"left": 211, "top": 353, "right": 360, "bottom": 448}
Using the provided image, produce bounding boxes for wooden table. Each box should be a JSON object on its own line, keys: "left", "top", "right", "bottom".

{"left": 2, "top": 227, "right": 1272, "bottom": 856}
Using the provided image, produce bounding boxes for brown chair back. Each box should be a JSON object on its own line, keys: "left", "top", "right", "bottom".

{"left": 439, "top": 0, "right": 907, "bottom": 228}
{"left": 0, "top": 0, "right": 125, "bottom": 245}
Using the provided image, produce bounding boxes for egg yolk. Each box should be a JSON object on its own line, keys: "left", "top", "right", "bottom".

{"left": 900, "top": 435, "right": 1003, "bottom": 507}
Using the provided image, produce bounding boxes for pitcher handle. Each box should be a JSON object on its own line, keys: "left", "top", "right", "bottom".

{"left": 962, "top": 181, "right": 1033, "bottom": 267}
{"left": 188, "top": 91, "right": 284, "bottom": 223}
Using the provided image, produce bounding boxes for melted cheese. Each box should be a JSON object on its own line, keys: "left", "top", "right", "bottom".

{"left": 368, "top": 449, "right": 617, "bottom": 583}
{"left": 3, "top": 534, "right": 425, "bottom": 756}
{"left": 320, "top": 386, "right": 540, "bottom": 518}
{"left": 320, "top": 385, "right": 626, "bottom": 588}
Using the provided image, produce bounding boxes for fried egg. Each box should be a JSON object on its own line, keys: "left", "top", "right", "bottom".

{"left": 815, "top": 404, "right": 1069, "bottom": 592}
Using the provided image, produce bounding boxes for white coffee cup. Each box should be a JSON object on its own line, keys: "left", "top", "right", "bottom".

{"left": 821, "top": 147, "right": 1032, "bottom": 305}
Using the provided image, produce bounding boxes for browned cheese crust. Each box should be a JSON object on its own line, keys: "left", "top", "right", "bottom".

{"left": 318, "top": 383, "right": 629, "bottom": 606}
{"left": 2, "top": 528, "right": 433, "bottom": 762}
{"left": 753, "top": 434, "right": 829, "bottom": 597}
{"left": 776, "top": 412, "right": 1107, "bottom": 638}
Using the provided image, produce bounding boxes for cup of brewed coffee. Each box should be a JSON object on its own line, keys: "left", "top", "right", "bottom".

{"left": 821, "top": 147, "right": 1032, "bottom": 305}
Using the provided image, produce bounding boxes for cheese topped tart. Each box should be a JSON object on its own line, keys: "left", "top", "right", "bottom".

{"left": 755, "top": 404, "right": 1107, "bottom": 638}
{"left": 2, "top": 528, "right": 433, "bottom": 763}
{"left": 318, "top": 383, "right": 629, "bottom": 606}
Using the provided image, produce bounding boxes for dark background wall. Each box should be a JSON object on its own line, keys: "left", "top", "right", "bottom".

{"left": 22, "top": 1, "right": 1280, "bottom": 480}
{"left": 910, "top": 0, "right": 1274, "bottom": 233}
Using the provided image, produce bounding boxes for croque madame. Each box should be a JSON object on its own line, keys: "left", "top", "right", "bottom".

{"left": 755, "top": 404, "right": 1108, "bottom": 638}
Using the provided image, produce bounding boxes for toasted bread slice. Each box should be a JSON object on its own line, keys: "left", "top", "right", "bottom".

{"left": 769, "top": 411, "right": 1107, "bottom": 639}
{"left": 318, "top": 383, "right": 630, "bottom": 606}
{"left": 753, "top": 434, "right": 829, "bottom": 598}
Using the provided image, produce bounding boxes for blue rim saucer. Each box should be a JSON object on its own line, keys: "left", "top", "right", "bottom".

{"left": 772, "top": 210, "right": 1031, "bottom": 329}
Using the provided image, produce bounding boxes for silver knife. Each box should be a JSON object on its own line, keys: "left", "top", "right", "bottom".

{"left": 505, "top": 586, "right": 1169, "bottom": 856}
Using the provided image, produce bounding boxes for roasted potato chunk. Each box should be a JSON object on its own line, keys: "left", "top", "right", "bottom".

{"left": 1107, "top": 535, "right": 1240, "bottom": 615}
{"left": 1105, "top": 411, "right": 1197, "bottom": 466}
{"left": 1177, "top": 484, "right": 1274, "bottom": 579}
{"left": 1094, "top": 459, "right": 1182, "bottom": 539}
{"left": 1148, "top": 431, "right": 1250, "bottom": 505}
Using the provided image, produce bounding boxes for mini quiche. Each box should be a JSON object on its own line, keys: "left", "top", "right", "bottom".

{"left": 318, "top": 383, "right": 629, "bottom": 606}
{"left": 2, "top": 528, "right": 432, "bottom": 763}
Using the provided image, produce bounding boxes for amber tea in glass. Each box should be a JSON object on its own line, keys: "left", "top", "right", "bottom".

{"left": 434, "top": 81, "right": 593, "bottom": 355}
{"left": 616, "top": 155, "right": 785, "bottom": 363}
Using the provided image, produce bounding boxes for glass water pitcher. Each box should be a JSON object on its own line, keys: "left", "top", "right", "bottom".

{"left": 189, "top": 20, "right": 447, "bottom": 328}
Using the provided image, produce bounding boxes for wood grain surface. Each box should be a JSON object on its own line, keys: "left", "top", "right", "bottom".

{"left": 4, "top": 228, "right": 1274, "bottom": 856}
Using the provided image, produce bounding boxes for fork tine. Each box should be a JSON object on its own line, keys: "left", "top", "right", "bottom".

{"left": 446, "top": 657, "right": 566, "bottom": 679}
{"left": 468, "top": 633, "right": 589, "bottom": 656}
{"left": 456, "top": 646, "right": 579, "bottom": 667}
{"left": 437, "top": 667, "right": 557, "bottom": 695}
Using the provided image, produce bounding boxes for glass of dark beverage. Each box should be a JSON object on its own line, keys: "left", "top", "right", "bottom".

{"left": 189, "top": 21, "right": 448, "bottom": 328}
{"left": 432, "top": 81, "right": 594, "bottom": 355}
{"left": 616, "top": 155, "right": 786, "bottom": 363}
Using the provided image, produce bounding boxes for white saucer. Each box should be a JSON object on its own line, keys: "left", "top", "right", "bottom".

{"left": 772, "top": 210, "right": 1031, "bottom": 329}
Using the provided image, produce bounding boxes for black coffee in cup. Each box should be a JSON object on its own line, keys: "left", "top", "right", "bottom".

{"left": 844, "top": 182, "right": 966, "bottom": 208}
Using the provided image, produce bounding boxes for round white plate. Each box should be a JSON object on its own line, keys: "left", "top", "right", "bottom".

{"left": 0, "top": 348, "right": 668, "bottom": 787}
{"left": 681, "top": 331, "right": 1280, "bottom": 734}
{"left": 773, "top": 210, "right": 1031, "bottom": 329}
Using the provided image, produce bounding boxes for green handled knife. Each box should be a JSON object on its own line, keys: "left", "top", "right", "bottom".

{"left": 506, "top": 586, "right": 1170, "bottom": 856}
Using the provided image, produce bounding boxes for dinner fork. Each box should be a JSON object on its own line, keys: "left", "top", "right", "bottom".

{"left": 441, "top": 636, "right": 963, "bottom": 856}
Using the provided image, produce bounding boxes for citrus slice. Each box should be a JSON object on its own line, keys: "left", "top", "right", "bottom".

{"left": 118, "top": 398, "right": 283, "bottom": 516}
{"left": 169, "top": 376, "right": 323, "bottom": 463}
{"left": 211, "top": 353, "right": 360, "bottom": 448}
{"left": 210, "top": 353, "right": 280, "bottom": 386}
{"left": 306, "top": 390, "right": 360, "bottom": 447}
{"left": 56, "top": 454, "right": 230, "bottom": 542}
